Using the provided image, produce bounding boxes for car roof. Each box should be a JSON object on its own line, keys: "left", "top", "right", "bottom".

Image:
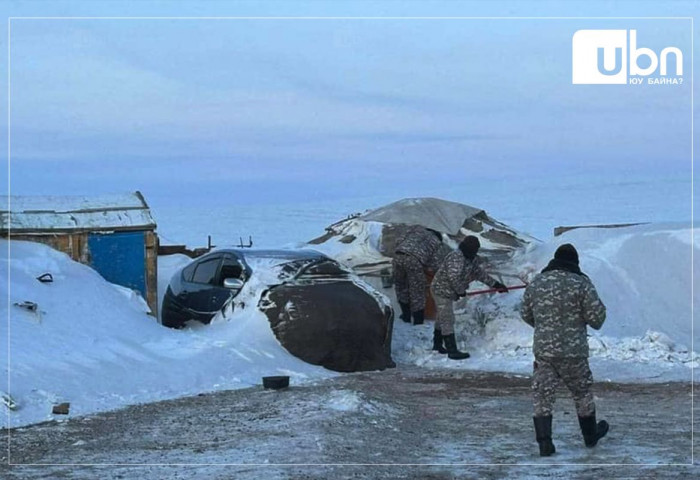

{"left": 209, "top": 248, "right": 329, "bottom": 262}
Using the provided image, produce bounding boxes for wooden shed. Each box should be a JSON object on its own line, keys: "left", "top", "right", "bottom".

{"left": 0, "top": 191, "right": 159, "bottom": 317}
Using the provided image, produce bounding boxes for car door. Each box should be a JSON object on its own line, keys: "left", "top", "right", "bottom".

{"left": 181, "top": 254, "right": 228, "bottom": 323}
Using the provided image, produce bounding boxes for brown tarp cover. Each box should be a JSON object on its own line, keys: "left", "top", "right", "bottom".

{"left": 261, "top": 281, "right": 394, "bottom": 372}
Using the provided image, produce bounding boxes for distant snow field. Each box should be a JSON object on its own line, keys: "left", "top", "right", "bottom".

{"left": 3, "top": 218, "right": 697, "bottom": 428}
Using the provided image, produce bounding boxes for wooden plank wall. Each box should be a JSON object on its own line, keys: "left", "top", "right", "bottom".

{"left": 7, "top": 232, "right": 90, "bottom": 263}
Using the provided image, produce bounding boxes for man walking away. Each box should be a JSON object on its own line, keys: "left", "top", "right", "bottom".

{"left": 430, "top": 236, "right": 508, "bottom": 359}
{"left": 393, "top": 226, "right": 442, "bottom": 325}
{"left": 520, "top": 243, "right": 609, "bottom": 457}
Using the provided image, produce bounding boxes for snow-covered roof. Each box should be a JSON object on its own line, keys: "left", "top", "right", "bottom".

{"left": 309, "top": 197, "right": 538, "bottom": 279}
{"left": 0, "top": 192, "right": 157, "bottom": 233}
{"left": 359, "top": 197, "right": 484, "bottom": 235}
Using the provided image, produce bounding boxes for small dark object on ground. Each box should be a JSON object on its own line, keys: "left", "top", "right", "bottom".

{"left": 52, "top": 402, "right": 70, "bottom": 415}
{"left": 262, "top": 376, "right": 290, "bottom": 390}
{"left": 14, "top": 301, "right": 38, "bottom": 312}
{"left": 36, "top": 273, "right": 53, "bottom": 283}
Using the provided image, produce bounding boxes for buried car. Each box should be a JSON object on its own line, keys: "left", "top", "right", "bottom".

{"left": 161, "top": 248, "right": 395, "bottom": 372}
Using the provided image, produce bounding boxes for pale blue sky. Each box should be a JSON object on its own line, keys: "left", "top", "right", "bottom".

{"left": 0, "top": 1, "right": 697, "bottom": 210}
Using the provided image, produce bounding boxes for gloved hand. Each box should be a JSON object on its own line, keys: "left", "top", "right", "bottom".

{"left": 492, "top": 281, "right": 508, "bottom": 293}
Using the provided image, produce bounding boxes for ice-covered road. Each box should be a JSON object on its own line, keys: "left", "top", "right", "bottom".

{"left": 3, "top": 367, "right": 697, "bottom": 480}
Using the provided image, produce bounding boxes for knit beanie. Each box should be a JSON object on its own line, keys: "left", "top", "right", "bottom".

{"left": 459, "top": 236, "right": 480, "bottom": 259}
{"left": 554, "top": 243, "right": 579, "bottom": 265}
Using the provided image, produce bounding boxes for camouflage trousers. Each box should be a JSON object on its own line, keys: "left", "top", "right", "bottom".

{"left": 532, "top": 357, "right": 596, "bottom": 417}
{"left": 393, "top": 253, "right": 426, "bottom": 312}
{"left": 431, "top": 287, "right": 456, "bottom": 335}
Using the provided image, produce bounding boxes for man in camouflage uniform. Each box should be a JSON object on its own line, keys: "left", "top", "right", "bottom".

{"left": 430, "top": 236, "right": 508, "bottom": 359}
{"left": 427, "top": 241, "right": 453, "bottom": 275}
{"left": 392, "top": 226, "right": 443, "bottom": 325}
{"left": 426, "top": 241, "right": 453, "bottom": 349}
{"left": 520, "top": 243, "right": 609, "bottom": 457}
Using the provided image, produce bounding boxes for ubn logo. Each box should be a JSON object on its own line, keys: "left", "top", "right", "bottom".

{"left": 572, "top": 29, "right": 683, "bottom": 84}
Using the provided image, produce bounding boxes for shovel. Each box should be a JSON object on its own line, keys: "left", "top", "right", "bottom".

{"left": 466, "top": 284, "right": 527, "bottom": 296}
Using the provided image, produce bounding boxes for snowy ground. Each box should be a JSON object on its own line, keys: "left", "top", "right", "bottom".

{"left": 2, "top": 367, "right": 697, "bottom": 479}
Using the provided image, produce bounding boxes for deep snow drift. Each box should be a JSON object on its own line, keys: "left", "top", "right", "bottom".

{"left": 2, "top": 240, "right": 335, "bottom": 428}
{"left": 2, "top": 222, "right": 698, "bottom": 428}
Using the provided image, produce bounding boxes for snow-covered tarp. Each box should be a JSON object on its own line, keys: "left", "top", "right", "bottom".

{"left": 308, "top": 197, "right": 536, "bottom": 288}
{"left": 0, "top": 192, "right": 156, "bottom": 232}
{"left": 359, "top": 197, "right": 485, "bottom": 236}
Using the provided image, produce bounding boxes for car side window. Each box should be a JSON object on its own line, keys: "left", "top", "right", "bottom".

{"left": 218, "top": 255, "right": 246, "bottom": 286}
{"left": 191, "top": 256, "right": 222, "bottom": 285}
{"left": 182, "top": 263, "right": 196, "bottom": 282}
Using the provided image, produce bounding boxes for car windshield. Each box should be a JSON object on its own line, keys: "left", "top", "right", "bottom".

{"left": 293, "top": 259, "right": 350, "bottom": 279}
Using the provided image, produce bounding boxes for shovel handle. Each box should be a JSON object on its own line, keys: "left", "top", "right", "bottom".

{"left": 466, "top": 284, "right": 527, "bottom": 296}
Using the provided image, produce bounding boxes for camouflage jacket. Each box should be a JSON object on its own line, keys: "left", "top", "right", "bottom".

{"left": 431, "top": 250, "right": 497, "bottom": 300}
{"left": 520, "top": 270, "right": 606, "bottom": 358}
{"left": 426, "top": 243, "right": 453, "bottom": 273}
{"left": 395, "top": 225, "right": 441, "bottom": 266}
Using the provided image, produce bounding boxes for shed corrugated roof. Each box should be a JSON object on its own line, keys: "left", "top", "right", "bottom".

{"left": 0, "top": 192, "right": 157, "bottom": 233}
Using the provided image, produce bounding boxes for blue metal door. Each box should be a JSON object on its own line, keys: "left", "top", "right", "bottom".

{"left": 88, "top": 231, "right": 146, "bottom": 299}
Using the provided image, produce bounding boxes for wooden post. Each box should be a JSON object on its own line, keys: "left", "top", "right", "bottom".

{"left": 145, "top": 230, "right": 158, "bottom": 318}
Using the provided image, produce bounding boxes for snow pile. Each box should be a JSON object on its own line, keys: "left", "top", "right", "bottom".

{"left": 2, "top": 240, "right": 335, "bottom": 428}
{"left": 521, "top": 223, "right": 696, "bottom": 345}
{"left": 309, "top": 218, "right": 388, "bottom": 272}
{"left": 390, "top": 223, "right": 698, "bottom": 382}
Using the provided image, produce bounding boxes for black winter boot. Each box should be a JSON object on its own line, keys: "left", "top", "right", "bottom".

{"left": 412, "top": 309, "right": 424, "bottom": 325}
{"left": 432, "top": 329, "right": 447, "bottom": 354}
{"left": 398, "top": 302, "right": 411, "bottom": 323}
{"left": 578, "top": 414, "right": 609, "bottom": 447}
{"left": 533, "top": 416, "right": 556, "bottom": 456}
{"left": 442, "top": 334, "right": 470, "bottom": 360}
